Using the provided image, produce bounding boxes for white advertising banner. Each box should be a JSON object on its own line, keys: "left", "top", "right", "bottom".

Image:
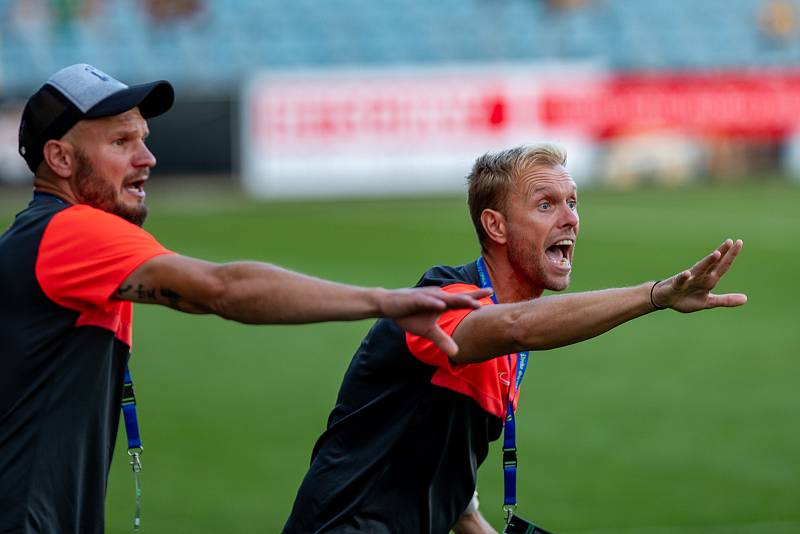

{"left": 240, "top": 63, "right": 602, "bottom": 198}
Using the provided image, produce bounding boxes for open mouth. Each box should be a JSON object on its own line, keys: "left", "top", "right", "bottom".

{"left": 125, "top": 178, "right": 147, "bottom": 198}
{"left": 544, "top": 239, "right": 574, "bottom": 269}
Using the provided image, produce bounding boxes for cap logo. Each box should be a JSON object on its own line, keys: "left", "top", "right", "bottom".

{"left": 85, "top": 66, "right": 110, "bottom": 82}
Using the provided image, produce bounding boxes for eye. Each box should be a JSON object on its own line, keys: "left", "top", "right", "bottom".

{"left": 568, "top": 200, "right": 578, "bottom": 210}
{"left": 538, "top": 201, "right": 550, "bottom": 211}
{"left": 113, "top": 138, "right": 126, "bottom": 146}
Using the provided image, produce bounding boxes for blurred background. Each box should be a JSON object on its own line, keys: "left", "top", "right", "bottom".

{"left": 0, "top": 0, "right": 798, "bottom": 533}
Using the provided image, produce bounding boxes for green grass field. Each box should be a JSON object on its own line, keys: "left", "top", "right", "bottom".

{"left": 2, "top": 182, "right": 798, "bottom": 533}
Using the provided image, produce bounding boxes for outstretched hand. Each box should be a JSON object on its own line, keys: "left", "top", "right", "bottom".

{"left": 652, "top": 239, "right": 748, "bottom": 313}
{"left": 380, "top": 287, "right": 491, "bottom": 357}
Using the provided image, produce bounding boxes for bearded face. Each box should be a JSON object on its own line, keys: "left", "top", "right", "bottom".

{"left": 501, "top": 165, "right": 579, "bottom": 295}
{"left": 506, "top": 222, "right": 572, "bottom": 292}
{"left": 73, "top": 148, "right": 149, "bottom": 227}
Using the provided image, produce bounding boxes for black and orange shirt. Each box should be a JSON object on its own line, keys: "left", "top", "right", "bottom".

{"left": 0, "top": 193, "right": 172, "bottom": 534}
{"left": 283, "top": 262, "right": 526, "bottom": 534}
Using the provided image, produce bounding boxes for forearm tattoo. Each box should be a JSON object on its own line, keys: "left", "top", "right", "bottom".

{"left": 116, "top": 284, "right": 133, "bottom": 296}
{"left": 116, "top": 284, "right": 182, "bottom": 307}
{"left": 160, "top": 288, "right": 181, "bottom": 308}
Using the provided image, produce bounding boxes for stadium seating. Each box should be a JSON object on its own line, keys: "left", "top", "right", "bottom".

{"left": 2, "top": 0, "right": 800, "bottom": 93}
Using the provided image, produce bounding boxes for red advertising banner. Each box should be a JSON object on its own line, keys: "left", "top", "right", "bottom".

{"left": 241, "top": 65, "right": 596, "bottom": 198}
{"left": 249, "top": 74, "right": 542, "bottom": 151}
{"left": 241, "top": 65, "right": 800, "bottom": 198}
{"left": 540, "top": 71, "right": 800, "bottom": 138}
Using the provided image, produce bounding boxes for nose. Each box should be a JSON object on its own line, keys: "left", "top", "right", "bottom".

{"left": 559, "top": 203, "right": 579, "bottom": 228}
{"left": 133, "top": 141, "right": 157, "bottom": 168}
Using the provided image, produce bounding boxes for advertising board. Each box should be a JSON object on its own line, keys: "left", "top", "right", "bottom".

{"left": 241, "top": 64, "right": 601, "bottom": 198}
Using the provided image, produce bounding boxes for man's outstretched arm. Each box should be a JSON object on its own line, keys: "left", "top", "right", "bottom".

{"left": 451, "top": 239, "right": 747, "bottom": 363}
{"left": 114, "top": 254, "right": 489, "bottom": 356}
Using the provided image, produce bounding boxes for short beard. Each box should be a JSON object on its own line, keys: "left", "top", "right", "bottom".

{"left": 507, "top": 229, "right": 570, "bottom": 293}
{"left": 73, "top": 149, "right": 148, "bottom": 226}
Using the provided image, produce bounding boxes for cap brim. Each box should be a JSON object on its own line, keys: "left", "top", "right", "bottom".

{"left": 85, "top": 80, "right": 174, "bottom": 120}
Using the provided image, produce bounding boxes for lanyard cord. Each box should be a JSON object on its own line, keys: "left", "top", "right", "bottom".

{"left": 123, "top": 367, "right": 143, "bottom": 531}
{"left": 475, "top": 257, "right": 529, "bottom": 521}
{"left": 122, "top": 367, "right": 142, "bottom": 451}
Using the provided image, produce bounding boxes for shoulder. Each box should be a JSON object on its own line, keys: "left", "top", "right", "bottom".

{"left": 53, "top": 204, "right": 136, "bottom": 226}
{"left": 414, "top": 262, "right": 480, "bottom": 290}
{"left": 5, "top": 196, "right": 68, "bottom": 232}
{"left": 38, "top": 204, "right": 168, "bottom": 268}
{"left": 46, "top": 204, "right": 156, "bottom": 240}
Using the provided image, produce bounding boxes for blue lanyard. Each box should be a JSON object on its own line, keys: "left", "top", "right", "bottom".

{"left": 122, "top": 367, "right": 143, "bottom": 530}
{"left": 122, "top": 367, "right": 142, "bottom": 450}
{"left": 475, "top": 257, "right": 529, "bottom": 516}
{"left": 34, "top": 193, "right": 144, "bottom": 529}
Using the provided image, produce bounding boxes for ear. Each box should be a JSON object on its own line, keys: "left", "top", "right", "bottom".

{"left": 42, "top": 139, "right": 75, "bottom": 179}
{"left": 480, "top": 208, "right": 508, "bottom": 245}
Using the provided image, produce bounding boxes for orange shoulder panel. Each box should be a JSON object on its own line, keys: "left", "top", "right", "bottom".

{"left": 36, "top": 205, "right": 174, "bottom": 312}
{"left": 405, "top": 283, "right": 493, "bottom": 372}
{"left": 405, "top": 282, "right": 516, "bottom": 418}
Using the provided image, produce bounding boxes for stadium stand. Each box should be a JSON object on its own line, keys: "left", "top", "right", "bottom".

{"left": 2, "top": 0, "right": 800, "bottom": 94}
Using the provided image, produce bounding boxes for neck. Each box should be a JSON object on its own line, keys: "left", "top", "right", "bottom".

{"left": 481, "top": 248, "right": 544, "bottom": 303}
{"left": 33, "top": 174, "right": 77, "bottom": 205}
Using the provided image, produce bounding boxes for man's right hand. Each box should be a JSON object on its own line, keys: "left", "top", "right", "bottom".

{"left": 652, "top": 238, "right": 748, "bottom": 312}
{"left": 380, "top": 287, "right": 491, "bottom": 357}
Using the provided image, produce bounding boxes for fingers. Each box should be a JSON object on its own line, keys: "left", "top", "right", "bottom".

{"left": 389, "top": 287, "right": 490, "bottom": 319}
{"left": 690, "top": 251, "right": 720, "bottom": 278}
{"left": 412, "top": 291, "right": 447, "bottom": 312}
{"left": 425, "top": 287, "right": 491, "bottom": 310}
{"left": 689, "top": 238, "right": 743, "bottom": 283}
{"left": 712, "top": 239, "right": 743, "bottom": 280}
{"left": 716, "top": 238, "right": 734, "bottom": 254}
{"left": 707, "top": 292, "right": 748, "bottom": 308}
{"left": 426, "top": 324, "right": 459, "bottom": 357}
{"left": 691, "top": 244, "right": 725, "bottom": 277}
{"left": 462, "top": 288, "right": 493, "bottom": 302}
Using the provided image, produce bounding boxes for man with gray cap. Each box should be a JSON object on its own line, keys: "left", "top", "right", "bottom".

{"left": 0, "top": 64, "right": 487, "bottom": 533}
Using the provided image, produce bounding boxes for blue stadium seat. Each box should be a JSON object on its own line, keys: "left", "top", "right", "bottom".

{"left": 3, "top": 0, "right": 799, "bottom": 94}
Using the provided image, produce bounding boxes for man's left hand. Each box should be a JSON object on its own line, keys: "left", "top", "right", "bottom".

{"left": 652, "top": 238, "right": 748, "bottom": 312}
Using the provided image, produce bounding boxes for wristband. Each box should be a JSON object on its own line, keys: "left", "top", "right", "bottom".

{"left": 650, "top": 280, "right": 666, "bottom": 310}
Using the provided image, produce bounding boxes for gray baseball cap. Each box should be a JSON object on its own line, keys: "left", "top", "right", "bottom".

{"left": 18, "top": 63, "right": 174, "bottom": 172}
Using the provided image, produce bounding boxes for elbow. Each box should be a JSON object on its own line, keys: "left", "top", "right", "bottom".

{"left": 509, "top": 317, "right": 534, "bottom": 352}
{"left": 202, "top": 263, "right": 262, "bottom": 323}
{"left": 509, "top": 317, "right": 566, "bottom": 351}
{"left": 196, "top": 265, "right": 230, "bottom": 317}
